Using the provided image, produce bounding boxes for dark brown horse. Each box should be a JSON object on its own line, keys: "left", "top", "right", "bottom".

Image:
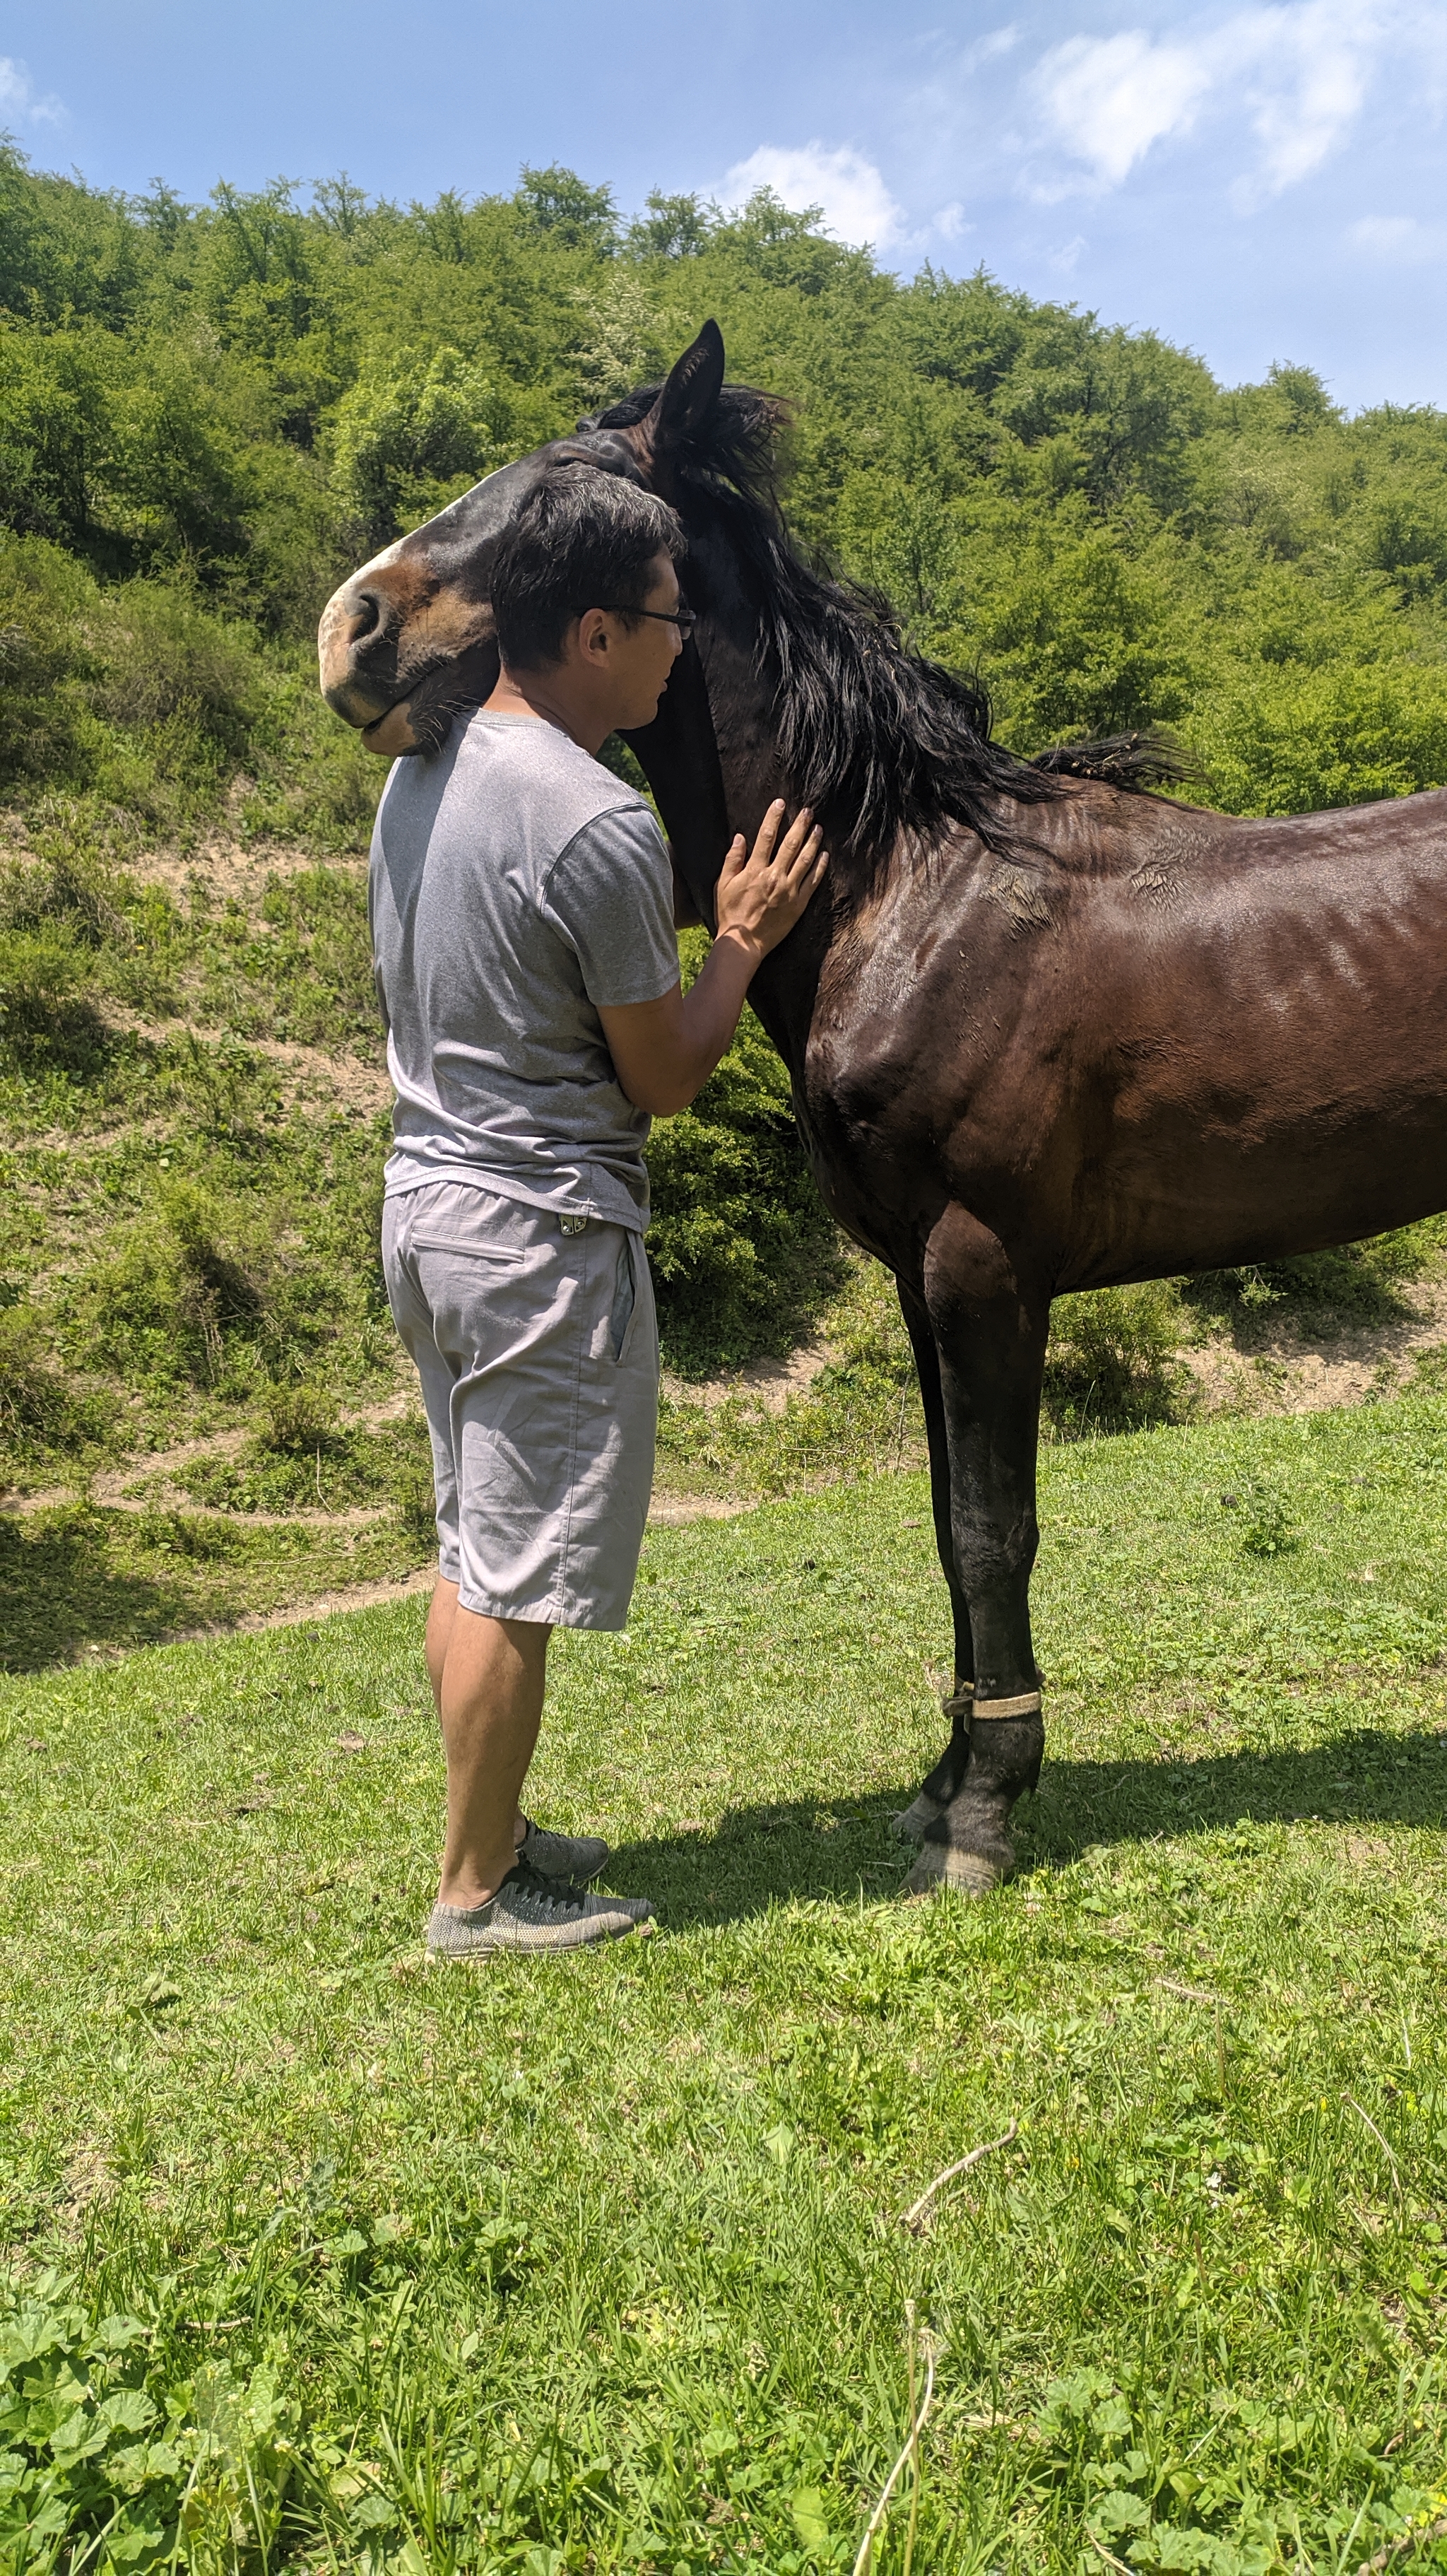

{"left": 319, "top": 322, "right": 1447, "bottom": 1894}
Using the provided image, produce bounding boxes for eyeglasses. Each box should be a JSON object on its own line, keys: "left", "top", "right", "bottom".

{"left": 590, "top": 603, "right": 699, "bottom": 637}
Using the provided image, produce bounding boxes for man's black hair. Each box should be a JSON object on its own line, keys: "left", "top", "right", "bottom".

{"left": 490, "top": 465, "right": 686, "bottom": 671}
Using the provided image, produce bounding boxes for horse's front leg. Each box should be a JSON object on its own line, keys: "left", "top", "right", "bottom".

{"left": 906, "top": 1206, "right": 1049, "bottom": 1897}
{"left": 894, "top": 1278, "right": 974, "bottom": 1842}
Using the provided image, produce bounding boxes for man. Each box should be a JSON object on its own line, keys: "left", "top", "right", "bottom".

{"left": 371, "top": 464, "right": 827, "bottom": 1958}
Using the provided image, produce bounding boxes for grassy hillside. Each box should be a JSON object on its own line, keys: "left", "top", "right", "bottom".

{"left": 3, "top": 1394, "right": 1446, "bottom": 2569}
{"left": 4, "top": 146, "right": 1447, "bottom": 1655}
{"left": 4, "top": 143, "right": 1446, "bottom": 822}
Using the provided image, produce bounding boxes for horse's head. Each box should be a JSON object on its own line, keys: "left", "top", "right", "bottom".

{"left": 317, "top": 322, "right": 728, "bottom": 758}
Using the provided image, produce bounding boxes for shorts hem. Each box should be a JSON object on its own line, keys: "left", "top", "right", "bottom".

{"left": 454, "top": 1581, "right": 630, "bottom": 1633}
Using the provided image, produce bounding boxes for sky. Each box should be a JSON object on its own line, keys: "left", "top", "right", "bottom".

{"left": 3, "top": 0, "right": 1446, "bottom": 412}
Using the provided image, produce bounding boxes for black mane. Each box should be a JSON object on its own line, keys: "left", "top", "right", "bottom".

{"left": 593, "top": 381, "right": 1188, "bottom": 889}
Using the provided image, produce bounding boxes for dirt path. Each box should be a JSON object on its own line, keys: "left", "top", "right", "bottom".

{"left": 666, "top": 1278, "right": 1447, "bottom": 1423}
{"left": 2, "top": 1393, "right": 420, "bottom": 1522}
{"left": 158, "top": 1495, "right": 749, "bottom": 1646}
{"left": 1183, "top": 1275, "right": 1447, "bottom": 1415}
{"left": 661, "top": 1342, "right": 832, "bottom": 1418}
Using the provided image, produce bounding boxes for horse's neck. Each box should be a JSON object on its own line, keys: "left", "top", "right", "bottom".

{"left": 625, "top": 642, "right": 828, "bottom": 1081}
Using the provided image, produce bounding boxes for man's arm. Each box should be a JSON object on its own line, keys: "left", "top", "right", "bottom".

{"left": 600, "top": 802, "right": 825, "bottom": 1116}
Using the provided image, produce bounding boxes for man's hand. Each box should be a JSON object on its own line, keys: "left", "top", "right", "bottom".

{"left": 714, "top": 801, "right": 827, "bottom": 960}
{"left": 599, "top": 800, "right": 828, "bottom": 1117}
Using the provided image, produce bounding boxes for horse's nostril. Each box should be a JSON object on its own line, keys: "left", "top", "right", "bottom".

{"left": 350, "top": 587, "right": 385, "bottom": 647}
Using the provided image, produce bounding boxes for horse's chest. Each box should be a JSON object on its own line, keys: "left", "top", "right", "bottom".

{"left": 805, "top": 918, "right": 988, "bottom": 1139}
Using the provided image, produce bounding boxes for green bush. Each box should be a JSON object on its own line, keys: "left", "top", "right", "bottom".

{"left": 0, "top": 920, "right": 114, "bottom": 1075}
{"left": 0, "top": 533, "right": 379, "bottom": 847}
{"left": 645, "top": 934, "right": 844, "bottom": 1375}
{"left": 94, "top": 579, "right": 259, "bottom": 748}
{"left": 331, "top": 345, "right": 504, "bottom": 549}
{"left": 0, "top": 533, "right": 107, "bottom": 792}
{"left": 177, "top": 1411, "right": 432, "bottom": 1518}
{"left": 79, "top": 1182, "right": 266, "bottom": 1391}
{"left": 1223, "top": 1474, "right": 1300, "bottom": 1556}
{"left": 0, "top": 1298, "right": 95, "bottom": 1459}
{"left": 1194, "top": 652, "right": 1447, "bottom": 815}
{"left": 259, "top": 1379, "right": 343, "bottom": 1455}
{"left": 1043, "top": 1280, "right": 1193, "bottom": 1435}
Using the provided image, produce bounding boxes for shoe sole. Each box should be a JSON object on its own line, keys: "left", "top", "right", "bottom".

{"left": 427, "top": 1914, "right": 651, "bottom": 1961}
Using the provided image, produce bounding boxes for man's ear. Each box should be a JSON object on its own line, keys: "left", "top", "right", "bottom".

{"left": 641, "top": 321, "right": 725, "bottom": 460}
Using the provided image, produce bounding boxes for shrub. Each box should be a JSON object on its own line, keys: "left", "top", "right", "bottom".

{"left": 0, "top": 534, "right": 379, "bottom": 848}
{"left": 260, "top": 1380, "right": 341, "bottom": 1454}
{"left": 1223, "top": 1474, "right": 1300, "bottom": 1556}
{"left": 79, "top": 1182, "right": 265, "bottom": 1389}
{"left": 394, "top": 1440, "right": 441, "bottom": 1545}
{"left": 645, "top": 934, "right": 845, "bottom": 1375}
{"left": 0, "top": 921, "right": 112, "bottom": 1075}
{"left": 331, "top": 346, "right": 502, "bottom": 549}
{"left": 1043, "top": 1280, "right": 1192, "bottom": 1435}
{"left": 1184, "top": 1224, "right": 1441, "bottom": 1328}
{"left": 94, "top": 577, "right": 259, "bottom": 745}
{"left": 0, "top": 1299, "right": 86, "bottom": 1460}
{"left": 0, "top": 531, "right": 106, "bottom": 791}
{"left": 1194, "top": 654, "right": 1447, "bottom": 815}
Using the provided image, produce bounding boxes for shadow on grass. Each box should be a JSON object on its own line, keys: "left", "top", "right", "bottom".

{"left": 0, "top": 1507, "right": 203, "bottom": 1672}
{"left": 606, "top": 1726, "right": 1447, "bottom": 1925}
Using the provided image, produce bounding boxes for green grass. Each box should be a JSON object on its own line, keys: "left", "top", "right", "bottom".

{"left": 0, "top": 1498, "right": 430, "bottom": 1674}
{"left": 4, "top": 1391, "right": 1447, "bottom": 2572}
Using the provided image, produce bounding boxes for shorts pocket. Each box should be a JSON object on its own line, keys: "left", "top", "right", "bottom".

{"left": 409, "top": 1234, "right": 525, "bottom": 1264}
{"left": 608, "top": 1234, "right": 638, "bottom": 1361}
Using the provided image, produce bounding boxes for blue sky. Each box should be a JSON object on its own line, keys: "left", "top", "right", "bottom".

{"left": 4, "top": 0, "right": 1446, "bottom": 411}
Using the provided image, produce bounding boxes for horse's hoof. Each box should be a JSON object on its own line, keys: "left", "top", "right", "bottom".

{"left": 902, "top": 1842, "right": 1007, "bottom": 1898}
{"left": 892, "top": 1792, "right": 942, "bottom": 1843}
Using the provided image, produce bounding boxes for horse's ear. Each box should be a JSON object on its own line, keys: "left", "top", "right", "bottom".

{"left": 644, "top": 320, "right": 725, "bottom": 454}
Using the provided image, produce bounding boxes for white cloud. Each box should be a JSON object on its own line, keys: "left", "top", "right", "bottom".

{"left": 0, "top": 55, "right": 65, "bottom": 127}
{"left": 1232, "top": 1, "right": 1378, "bottom": 206}
{"left": 1024, "top": 1, "right": 1420, "bottom": 207}
{"left": 1349, "top": 212, "right": 1447, "bottom": 260}
{"left": 932, "top": 201, "right": 969, "bottom": 240}
{"left": 962, "top": 25, "right": 1021, "bottom": 71}
{"left": 722, "top": 142, "right": 904, "bottom": 248}
{"left": 1028, "top": 30, "right": 1214, "bottom": 187}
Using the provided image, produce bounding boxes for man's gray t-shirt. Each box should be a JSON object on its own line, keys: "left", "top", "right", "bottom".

{"left": 370, "top": 710, "right": 680, "bottom": 1232}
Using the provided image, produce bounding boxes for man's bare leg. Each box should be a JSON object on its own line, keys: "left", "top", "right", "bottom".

{"left": 426, "top": 1579, "right": 535, "bottom": 1866}
{"left": 425, "top": 1579, "right": 551, "bottom": 1908}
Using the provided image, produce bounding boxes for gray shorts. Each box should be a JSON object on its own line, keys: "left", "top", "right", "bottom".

{"left": 382, "top": 1180, "right": 658, "bottom": 1630}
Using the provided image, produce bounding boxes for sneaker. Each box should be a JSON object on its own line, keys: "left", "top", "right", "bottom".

{"left": 425, "top": 1862, "right": 652, "bottom": 1959}
{"left": 515, "top": 1813, "right": 610, "bottom": 1883}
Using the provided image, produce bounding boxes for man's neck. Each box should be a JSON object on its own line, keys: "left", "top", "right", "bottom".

{"left": 482, "top": 664, "right": 607, "bottom": 756}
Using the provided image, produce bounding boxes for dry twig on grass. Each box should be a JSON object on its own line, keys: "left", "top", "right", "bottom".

{"left": 851, "top": 2304, "right": 939, "bottom": 2576}
{"left": 1354, "top": 2512, "right": 1447, "bottom": 2575}
{"left": 900, "top": 2121, "right": 1018, "bottom": 2234}
{"left": 1085, "top": 2536, "right": 1136, "bottom": 2576}
{"left": 1343, "top": 2091, "right": 1405, "bottom": 2204}
{"left": 851, "top": 2125, "right": 1018, "bottom": 2572}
